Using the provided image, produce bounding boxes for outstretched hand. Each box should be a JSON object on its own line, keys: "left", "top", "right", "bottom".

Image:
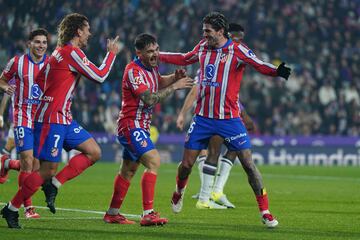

{"left": 107, "top": 36, "right": 121, "bottom": 55}
{"left": 173, "top": 77, "right": 195, "bottom": 90}
{"left": 276, "top": 62, "right": 291, "bottom": 80}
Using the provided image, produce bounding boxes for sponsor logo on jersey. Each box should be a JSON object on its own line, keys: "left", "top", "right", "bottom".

{"left": 31, "top": 84, "right": 42, "bottom": 99}
{"left": 42, "top": 95, "right": 54, "bottom": 102}
{"left": 205, "top": 64, "right": 216, "bottom": 80}
{"left": 24, "top": 99, "right": 41, "bottom": 104}
{"left": 51, "top": 147, "right": 59, "bottom": 157}
{"left": 201, "top": 81, "right": 220, "bottom": 87}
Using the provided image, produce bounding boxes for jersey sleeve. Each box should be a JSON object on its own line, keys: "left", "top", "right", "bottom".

{"left": 126, "top": 67, "right": 149, "bottom": 97}
{"left": 69, "top": 48, "right": 116, "bottom": 83}
{"left": 234, "top": 43, "right": 277, "bottom": 77}
{"left": 2, "top": 57, "right": 18, "bottom": 81}
{"left": 159, "top": 41, "right": 202, "bottom": 66}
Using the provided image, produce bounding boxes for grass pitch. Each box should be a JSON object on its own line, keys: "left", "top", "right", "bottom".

{"left": 0, "top": 163, "right": 359, "bottom": 240}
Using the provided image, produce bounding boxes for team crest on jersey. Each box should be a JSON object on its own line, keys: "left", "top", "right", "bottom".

{"left": 220, "top": 53, "right": 228, "bottom": 63}
{"left": 140, "top": 140, "right": 148, "bottom": 148}
{"left": 51, "top": 147, "right": 59, "bottom": 157}
{"left": 82, "top": 57, "right": 90, "bottom": 66}
{"left": 205, "top": 64, "right": 216, "bottom": 80}
{"left": 18, "top": 139, "right": 24, "bottom": 147}
{"left": 130, "top": 76, "right": 144, "bottom": 85}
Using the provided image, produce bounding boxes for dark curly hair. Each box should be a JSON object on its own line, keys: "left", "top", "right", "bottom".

{"left": 203, "top": 12, "right": 229, "bottom": 38}
{"left": 57, "top": 13, "right": 89, "bottom": 46}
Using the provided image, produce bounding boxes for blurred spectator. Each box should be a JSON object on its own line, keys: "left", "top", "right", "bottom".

{"left": 0, "top": 0, "right": 359, "bottom": 136}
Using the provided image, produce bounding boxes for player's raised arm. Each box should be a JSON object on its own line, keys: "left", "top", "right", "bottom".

{"left": 159, "top": 41, "right": 204, "bottom": 66}
{"left": 235, "top": 43, "right": 291, "bottom": 80}
{"left": 159, "top": 69, "right": 186, "bottom": 89}
{"left": 140, "top": 76, "right": 194, "bottom": 107}
{"left": 176, "top": 84, "right": 197, "bottom": 131}
{"left": 70, "top": 47, "right": 117, "bottom": 83}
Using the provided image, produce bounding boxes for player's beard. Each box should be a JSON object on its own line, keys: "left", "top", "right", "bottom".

{"left": 206, "top": 36, "right": 217, "bottom": 48}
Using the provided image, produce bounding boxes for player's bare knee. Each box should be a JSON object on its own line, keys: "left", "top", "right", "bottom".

{"left": 88, "top": 146, "right": 102, "bottom": 163}
{"left": 20, "top": 155, "right": 34, "bottom": 172}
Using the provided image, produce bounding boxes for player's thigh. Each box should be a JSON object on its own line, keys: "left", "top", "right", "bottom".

{"left": 217, "top": 118, "right": 252, "bottom": 151}
{"left": 19, "top": 149, "right": 34, "bottom": 171}
{"left": 63, "top": 121, "right": 97, "bottom": 159}
{"left": 14, "top": 126, "right": 33, "bottom": 153}
{"left": 140, "top": 149, "right": 161, "bottom": 170}
{"left": 33, "top": 122, "right": 65, "bottom": 163}
{"left": 118, "top": 128, "right": 155, "bottom": 163}
{"left": 184, "top": 115, "right": 214, "bottom": 151}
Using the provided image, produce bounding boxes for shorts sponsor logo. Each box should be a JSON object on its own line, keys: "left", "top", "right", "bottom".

{"left": 74, "top": 126, "right": 83, "bottom": 134}
{"left": 225, "top": 132, "right": 247, "bottom": 143}
{"left": 238, "top": 140, "right": 247, "bottom": 146}
{"left": 51, "top": 147, "right": 58, "bottom": 157}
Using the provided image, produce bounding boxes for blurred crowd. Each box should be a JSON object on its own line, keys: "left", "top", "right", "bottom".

{"left": 0, "top": 0, "right": 359, "bottom": 136}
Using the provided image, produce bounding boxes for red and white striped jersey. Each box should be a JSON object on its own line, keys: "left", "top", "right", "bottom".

{"left": 117, "top": 58, "right": 160, "bottom": 134}
{"left": 2, "top": 54, "right": 48, "bottom": 128}
{"left": 160, "top": 39, "right": 278, "bottom": 119}
{"left": 35, "top": 44, "right": 116, "bottom": 124}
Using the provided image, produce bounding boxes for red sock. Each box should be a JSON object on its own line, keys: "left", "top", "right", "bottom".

{"left": 9, "top": 159, "right": 20, "bottom": 171}
{"left": 176, "top": 175, "right": 188, "bottom": 192}
{"left": 18, "top": 171, "right": 32, "bottom": 207}
{"left": 141, "top": 172, "right": 157, "bottom": 211}
{"left": 11, "top": 172, "right": 44, "bottom": 209}
{"left": 55, "top": 154, "right": 93, "bottom": 185}
{"left": 256, "top": 194, "right": 269, "bottom": 212}
{"left": 109, "top": 175, "right": 130, "bottom": 209}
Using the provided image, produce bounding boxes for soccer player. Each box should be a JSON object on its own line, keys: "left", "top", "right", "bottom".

{"left": 0, "top": 92, "right": 20, "bottom": 184}
{"left": 175, "top": 23, "right": 256, "bottom": 209}
{"left": 1, "top": 13, "right": 120, "bottom": 229}
{"left": 104, "top": 33, "right": 194, "bottom": 226}
{"left": 0, "top": 28, "right": 50, "bottom": 218}
{"left": 160, "top": 12, "right": 291, "bottom": 228}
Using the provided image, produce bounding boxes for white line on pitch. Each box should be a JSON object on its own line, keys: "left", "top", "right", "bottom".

{"left": 0, "top": 202, "right": 141, "bottom": 219}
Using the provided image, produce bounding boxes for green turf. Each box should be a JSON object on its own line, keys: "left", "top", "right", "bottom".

{"left": 0, "top": 163, "right": 359, "bottom": 240}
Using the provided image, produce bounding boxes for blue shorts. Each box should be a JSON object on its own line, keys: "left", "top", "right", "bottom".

{"left": 118, "top": 128, "right": 155, "bottom": 162}
{"left": 34, "top": 121, "right": 92, "bottom": 162}
{"left": 184, "top": 115, "right": 251, "bottom": 151}
{"left": 14, "top": 126, "right": 33, "bottom": 153}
